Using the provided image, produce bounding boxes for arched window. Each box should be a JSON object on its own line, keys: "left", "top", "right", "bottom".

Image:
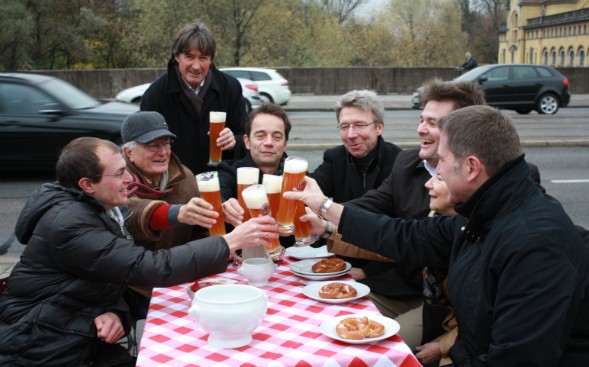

{"left": 551, "top": 49, "right": 557, "bottom": 65}
{"left": 529, "top": 48, "right": 534, "bottom": 64}
{"left": 543, "top": 49, "right": 549, "bottom": 65}
{"left": 559, "top": 48, "right": 566, "bottom": 66}
{"left": 569, "top": 48, "right": 575, "bottom": 66}
{"left": 580, "top": 49, "right": 586, "bottom": 67}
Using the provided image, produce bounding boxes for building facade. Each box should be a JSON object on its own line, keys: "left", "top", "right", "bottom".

{"left": 498, "top": 0, "right": 589, "bottom": 67}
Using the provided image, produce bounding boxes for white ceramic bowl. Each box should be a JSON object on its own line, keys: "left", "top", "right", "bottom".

{"left": 188, "top": 284, "right": 267, "bottom": 348}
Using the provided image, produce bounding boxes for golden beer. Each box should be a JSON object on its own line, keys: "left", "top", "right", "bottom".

{"left": 196, "top": 171, "right": 226, "bottom": 236}
{"left": 276, "top": 157, "right": 308, "bottom": 234}
{"left": 237, "top": 167, "right": 260, "bottom": 222}
{"left": 242, "top": 185, "right": 284, "bottom": 259}
{"left": 208, "top": 111, "right": 226, "bottom": 165}
{"left": 294, "top": 200, "right": 315, "bottom": 246}
{"left": 262, "top": 174, "right": 282, "bottom": 219}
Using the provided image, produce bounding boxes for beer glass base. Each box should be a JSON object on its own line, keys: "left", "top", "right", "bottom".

{"left": 295, "top": 235, "right": 317, "bottom": 247}
{"left": 207, "top": 161, "right": 220, "bottom": 167}
{"left": 277, "top": 224, "right": 294, "bottom": 235}
{"left": 266, "top": 245, "right": 285, "bottom": 261}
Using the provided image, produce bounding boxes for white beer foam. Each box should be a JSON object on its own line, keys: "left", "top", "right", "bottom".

{"left": 237, "top": 167, "right": 260, "bottom": 185}
{"left": 196, "top": 173, "right": 220, "bottom": 192}
{"left": 210, "top": 111, "right": 226, "bottom": 123}
{"left": 242, "top": 186, "right": 267, "bottom": 209}
{"left": 284, "top": 158, "right": 308, "bottom": 173}
{"left": 262, "top": 174, "right": 283, "bottom": 194}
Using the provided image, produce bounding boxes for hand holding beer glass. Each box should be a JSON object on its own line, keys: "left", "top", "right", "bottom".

{"left": 237, "top": 167, "right": 260, "bottom": 222}
{"left": 208, "top": 111, "right": 226, "bottom": 166}
{"left": 241, "top": 184, "right": 285, "bottom": 260}
{"left": 294, "top": 200, "right": 317, "bottom": 246}
{"left": 262, "top": 174, "right": 282, "bottom": 219}
{"left": 276, "top": 157, "right": 308, "bottom": 235}
{"left": 196, "top": 171, "right": 226, "bottom": 236}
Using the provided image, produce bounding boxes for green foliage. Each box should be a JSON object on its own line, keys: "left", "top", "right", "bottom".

{"left": 0, "top": 0, "right": 500, "bottom": 70}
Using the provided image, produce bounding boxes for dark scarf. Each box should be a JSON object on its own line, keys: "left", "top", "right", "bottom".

{"left": 174, "top": 64, "right": 212, "bottom": 115}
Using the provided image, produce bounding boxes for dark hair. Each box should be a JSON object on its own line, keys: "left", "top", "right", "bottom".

{"left": 419, "top": 79, "right": 486, "bottom": 110}
{"left": 172, "top": 20, "right": 216, "bottom": 60}
{"left": 438, "top": 105, "right": 523, "bottom": 176}
{"left": 56, "top": 137, "right": 120, "bottom": 188}
{"left": 335, "top": 90, "right": 384, "bottom": 125}
{"left": 245, "top": 103, "right": 292, "bottom": 140}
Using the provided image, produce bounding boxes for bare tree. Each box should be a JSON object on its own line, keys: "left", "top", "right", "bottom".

{"left": 314, "top": 0, "right": 366, "bottom": 24}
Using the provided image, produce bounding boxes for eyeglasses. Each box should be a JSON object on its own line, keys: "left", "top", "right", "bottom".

{"left": 142, "top": 140, "right": 173, "bottom": 152}
{"left": 336, "top": 121, "right": 377, "bottom": 132}
{"left": 95, "top": 168, "right": 127, "bottom": 180}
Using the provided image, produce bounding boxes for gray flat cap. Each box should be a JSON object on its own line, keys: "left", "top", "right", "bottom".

{"left": 121, "top": 111, "right": 176, "bottom": 144}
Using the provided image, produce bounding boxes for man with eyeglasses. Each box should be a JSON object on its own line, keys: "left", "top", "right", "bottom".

{"left": 0, "top": 137, "right": 278, "bottom": 366}
{"left": 309, "top": 89, "right": 402, "bottom": 301}
{"left": 121, "top": 111, "right": 221, "bottom": 318}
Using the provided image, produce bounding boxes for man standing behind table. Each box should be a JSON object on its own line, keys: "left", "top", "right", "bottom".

{"left": 309, "top": 89, "right": 401, "bottom": 288}
{"left": 141, "top": 20, "right": 246, "bottom": 175}
{"left": 287, "top": 105, "right": 589, "bottom": 366}
{"left": 310, "top": 80, "right": 485, "bottom": 352}
{"left": 0, "top": 137, "right": 278, "bottom": 367}
{"left": 120, "top": 111, "right": 224, "bottom": 318}
{"left": 219, "top": 104, "right": 290, "bottom": 227}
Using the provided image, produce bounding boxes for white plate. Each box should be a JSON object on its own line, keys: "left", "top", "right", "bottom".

{"left": 303, "top": 281, "right": 370, "bottom": 304}
{"left": 290, "top": 259, "right": 351, "bottom": 276}
{"left": 285, "top": 245, "right": 334, "bottom": 260}
{"left": 320, "top": 313, "right": 400, "bottom": 344}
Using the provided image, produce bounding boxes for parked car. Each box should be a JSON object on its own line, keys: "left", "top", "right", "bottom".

{"left": 115, "top": 78, "right": 262, "bottom": 113}
{"left": 0, "top": 73, "right": 137, "bottom": 171}
{"left": 220, "top": 67, "right": 291, "bottom": 106}
{"left": 411, "top": 64, "right": 570, "bottom": 114}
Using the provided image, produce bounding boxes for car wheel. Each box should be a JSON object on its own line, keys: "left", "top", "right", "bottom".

{"left": 515, "top": 108, "right": 531, "bottom": 115}
{"left": 260, "top": 93, "right": 273, "bottom": 104}
{"left": 536, "top": 93, "right": 559, "bottom": 115}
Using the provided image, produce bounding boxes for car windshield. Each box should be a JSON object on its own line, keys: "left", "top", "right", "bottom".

{"left": 38, "top": 78, "right": 100, "bottom": 110}
{"left": 454, "top": 65, "right": 494, "bottom": 82}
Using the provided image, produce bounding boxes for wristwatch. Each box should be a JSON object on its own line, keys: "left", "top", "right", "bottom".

{"left": 321, "top": 220, "right": 335, "bottom": 239}
{"left": 318, "top": 197, "right": 333, "bottom": 219}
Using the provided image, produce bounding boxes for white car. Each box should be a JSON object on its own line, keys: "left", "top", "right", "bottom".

{"left": 115, "top": 78, "right": 262, "bottom": 113}
{"left": 220, "top": 67, "right": 291, "bottom": 106}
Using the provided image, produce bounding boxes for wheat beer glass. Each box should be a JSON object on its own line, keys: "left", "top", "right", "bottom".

{"left": 241, "top": 184, "right": 284, "bottom": 259}
{"left": 237, "top": 167, "right": 260, "bottom": 222}
{"left": 276, "top": 157, "right": 308, "bottom": 234}
{"left": 262, "top": 174, "right": 282, "bottom": 219}
{"left": 208, "top": 111, "right": 226, "bottom": 166}
{"left": 196, "top": 171, "right": 226, "bottom": 236}
{"left": 294, "top": 200, "right": 316, "bottom": 246}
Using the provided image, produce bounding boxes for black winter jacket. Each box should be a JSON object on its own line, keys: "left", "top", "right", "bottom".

{"left": 340, "top": 158, "right": 589, "bottom": 366}
{"left": 0, "top": 183, "right": 231, "bottom": 366}
{"left": 141, "top": 59, "right": 247, "bottom": 175}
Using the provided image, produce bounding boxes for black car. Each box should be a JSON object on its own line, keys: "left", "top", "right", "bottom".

{"left": 412, "top": 64, "right": 571, "bottom": 115}
{"left": 0, "top": 73, "right": 137, "bottom": 171}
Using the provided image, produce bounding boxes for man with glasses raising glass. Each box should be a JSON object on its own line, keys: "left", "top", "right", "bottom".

{"left": 309, "top": 89, "right": 402, "bottom": 299}
{"left": 121, "top": 111, "right": 222, "bottom": 318}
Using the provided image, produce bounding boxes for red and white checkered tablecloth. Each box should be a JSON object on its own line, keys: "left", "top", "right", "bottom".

{"left": 137, "top": 260, "right": 422, "bottom": 367}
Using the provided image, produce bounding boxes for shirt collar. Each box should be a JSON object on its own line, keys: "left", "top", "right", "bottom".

{"left": 423, "top": 160, "right": 436, "bottom": 177}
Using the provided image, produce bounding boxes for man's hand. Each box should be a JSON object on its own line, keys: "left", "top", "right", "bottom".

{"left": 222, "top": 198, "right": 245, "bottom": 227}
{"left": 94, "top": 312, "right": 125, "bottom": 344}
{"left": 415, "top": 342, "right": 443, "bottom": 364}
{"left": 349, "top": 268, "right": 367, "bottom": 280}
{"left": 218, "top": 128, "right": 236, "bottom": 151}
{"left": 178, "top": 197, "right": 218, "bottom": 228}
{"left": 223, "top": 216, "right": 279, "bottom": 253}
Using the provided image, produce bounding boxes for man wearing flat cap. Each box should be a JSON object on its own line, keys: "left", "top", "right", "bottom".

{"left": 121, "top": 111, "right": 222, "bottom": 317}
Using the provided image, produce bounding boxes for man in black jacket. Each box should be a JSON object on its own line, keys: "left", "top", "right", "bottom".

{"left": 309, "top": 89, "right": 402, "bottom": 300}
{"left": 288, "top": 105, "right": 589, "bottom": 366}
{"left": 0, "top": 137, "right": 278, "bottom": 367}
{"left": 141, "top": 20, "right": 246, "bottom": 175}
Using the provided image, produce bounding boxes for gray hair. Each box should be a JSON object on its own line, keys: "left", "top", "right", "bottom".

{"left": 335, "top": 90, "right": 385, "bottom": 125}
{"left": 172, "top": 20, "right": 216, "bottom": 60}
{"left": 438, "top": 105, "right": 523, "bottom": 176}
{"left": 123, "top": 141, "right": 136, "bottom": 151}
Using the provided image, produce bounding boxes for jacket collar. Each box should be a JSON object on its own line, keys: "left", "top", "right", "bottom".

{"left": 239, "top": 151, "right": 289, "bottom": 176}
{"left": 124, "top": 152, "right": 187, "bottom": 198}
{"left": 345, "top": 136, "right": 384, "bottom": 171}
{"left": 455, "top": 155, "right": 531, "bottom": 241}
